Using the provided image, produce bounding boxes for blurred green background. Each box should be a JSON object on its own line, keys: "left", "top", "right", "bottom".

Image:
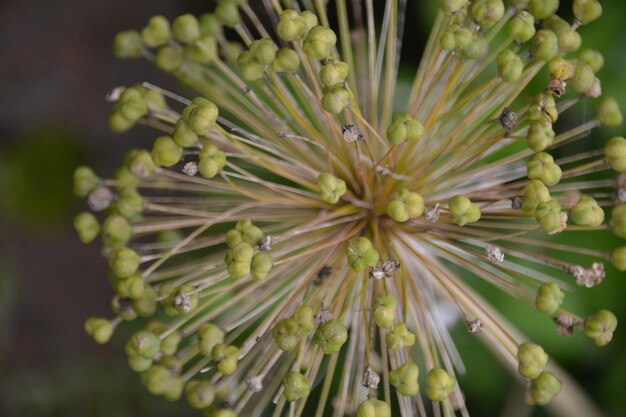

{"left": 0, "top": 1, "right": 624, "bottom": 416}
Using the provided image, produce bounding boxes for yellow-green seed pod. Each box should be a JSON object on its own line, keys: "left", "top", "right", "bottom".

{"left": 386, "top": 323, "right": 416, "bottom": 350}
{"left": 225, "top": 220, "right": 264, "bottom": 248}
{"left": 185, "top": 380, "right": 215, "bottom": 409}
{"left": 522, "top": 180, "right": 551, "bottom": 215}
{"left": 453, "top": 26, "right": 473, "bottom": 50}
{"left": 497, "top": 49, "right": 524, "bottom": 82}
{"left": 198, "top": 323, "right": 225, "bottom": 356}
{"left": 570, "top": 60, "right": 596, "bottom": 94}
{"left": 532, "top": 30, "right": 559, "bottom": 61}
{"left": 527, "top": 152, "right": 562, "bottom": 186}
{"left": 573, "top": 0, "right": 603, "bottom": 25}
{"left": 373, "top": 296, "right": 398, "bottom": 329}
{"left": 211, "top": 344, "right": 239, "bottom": 375}
{"left": 102, "top": 215, "right": 132, "bottom": 247}
{"left": 389, "top": 361, "right": 420, "bottom": 396}
{"left": 151, "top": 136, "right": 182, "bottom": 167}
{"left": 215, "top": 1, "right": 241, "bottom": 28}
{"left": 187, "top": 98, "right": 219, "bottom": 135}
{"left": 116, "top": 87, "right": 148, "bottom": 122}
{"left": 126, "top": 149, "right": 157, "bottom": 178}
{"left": 345, "top": 236, "right": 380, "bottom": 272}
{"left": 303, "top": 26, "right": 337, "bottom": 60}
{"left": 440, "top": 31, "right": 456, "bottom": 50}
{"left": 461, "top": 38, "right": 485, "bottom": 60}
{"left": 529, "top": 93, "right": 558, "bottom": 123}
{"left": 172, "top": 14, "right": 200, "bottom": 44}
{"left": 610, "top": 204, "right": 626, "bottom": 238}
{"left": 115, "top": 189, "right": 144, "bottom": 219}
{"left": 317, "top": 173, "right": 347, "bottom": 204}
{"left": 85, "top": 317, "right": 114, "bottom": 344}
{"left": 555, "top": 27, "right": 581, "bottom": 53}
{"left": 584, "top": 309, "right": 617, "bottom": 346}
{"left": 207, "top": 409, "right": 237, "bottom": 417}
{"left": 597, "top": 97, "right": 623, "bottom": 127}
{"left": 528, "top": 0, "right": 559, "bottom": 20}
{"left": 570, "top": 196, "right": 604, "bottom": 227}
{"left": 116, "top": 275, "right": 145, "bottom": 300}
{"left": 356, "top": 398, "right": 391, "bottom": 417}
{"left": 237, "top": 51, "right": 265, "bottom": 81}
{"left": 74, "top": 166, "right": 99, "bottom": 197}
{"left": 272, "top": 318, "right": 301, "bottom": 351}
{"left": 535, "top": 200, "right": 564, "bottom": 233}
{"left": 578, "top": 48, "right": 604, "bottom": 73}
{"left": 527, "top": 118, "right": 556, "bottom": 153}
{"left": 449, "top": 195, "right": 481, "bottom": 226}
{"left": 321, "top": 85, "right": 350, "bottom": 114}
{"left": 387, "top": 189, "right": 425, "bottom": 222}
{"left": 132, "top": 285, "right": 157, "bottom": 317}
{"left": 127, "top": 348, "right": 152, "bottom": 372}
{"left": 142, "top": 15, "right": 170, "bottom": 48}
{"left": 198, "top": 144, "right": 227, "bottom": 179}
{"left": 155, "top": 45, "right": 184, "bottom": 72}
{"left": 130, "top": 330, "right": 161, "bottom": 359}
{"left": 111, "top": 294, "right": 138, "bottom": 321}
{"left": 535, "top": 282, "right": 564, "bottom": 315}
{"left": 507, "top": 10, "right": 536, "bottom": 43}
{"left": 199, "top": 14, "right": 223, "bottom": 37}
{"left": 109, "top": 111, "right": 135, "bottom": 133}
{"left": 224, "top": 242, "right": 254, "bottom": 279}
{"left": 272, "top": 48, "right": 300, "bottom": 72}
{"left": 113, "top": 30, "right": 143, "bottom": 59}
{"left": 293, "top": 305, "right": 315, "bottom": 334}
{"left": 173, "top": 119, "right": 199, "bottom": 147}
{"left": 319, "top": 59, "right": 349, "bottom": 87}
{"left": 543, "top": 14, "right": 568, "bottom": 32}
{"left": 549, "top": 56, "right": 575, "bottom": 81}
{"left": 251, "top": 252, "right": 272, "bottom": 280}
{"left": 530, "top": 371, "right": 562, "bottom": 405}
{"left": 299, "top": 11, "right": 318, "bottom": 32}
{"left": 471, "top": 0, "right": 505, "bottom": 29}
{"left": 250, "top": 38, "right": 277, "bottom": 66}
{"left": 314, "top": 319, "right": 348, "bottom": 354}
{"left": 74, "top": 212, "right": 100, "bottom": 243}
{"left": 283, "top": 372, "right": 310, "bottom": 401}
{"left": 426, "top": 368, "right": 456, "bottom": 402}
{"left": 277, "top": 10, "right": 306, "bottom": 41}
{"left": 437, "top": 0, "right": 469, "bottom": 15}
{"left": 605, "top": 137, "right": 626, "bottom": 172}
{"left": 186, "top": 36, "right": 218, "bottom": 64}
{"left": 610, "top": 247, "right": 626, "bottom": 271}
{"left": 518, "top": 342, "right": 549, "bottom": 379}
{"left": 387, "top": 113, "right": 425, "bottom": 144}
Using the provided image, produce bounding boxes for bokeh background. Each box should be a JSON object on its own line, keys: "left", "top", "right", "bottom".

{"left": 0, "top": 1, "right": 624, "bottom": 416}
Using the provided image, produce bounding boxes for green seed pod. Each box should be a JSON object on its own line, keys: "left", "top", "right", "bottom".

{"left": 211, "top": 344, "right": 239, "bottom": 375}
{"left": 151, "top": 136, "right": 182, "bottom": 167}
{"left": 303, "top": 26, "right": 337, "bottom": 60}
{"left": 319, "top": 59, "right": 349, "bottom": 87}
{"left": 116, "top": 275, "right": 145, "bottom": 300}
{"left": 461, "top": 38, "right": 485, "bottom": 60}
{"left": 549, "top": 56, "right": 575, "bottom": 81}
{"left": 187, "top": 98, "right": 219, "bottom": 135}
{"left": 237, "top": 51, "right": 265, "bottom": 81}
{"left": 437, "top": 0, "right": 469, "bottom": 14}
{"left": 84, "top": 317, "right": 114, "bottom": 344}
{"left": 132, "top": 285, "right": 157, "bottom": 317}
{"left": 293, "top": 305, "right": 315, "bottom": 334}
{"left": 173, "top": 119, "right": 199, "bottom": 147}
{"left": 130, "top": 330, "right": 161, "bottom": 359}
{"left": 527, "top": 118, "right": 555, "bottom": 153}
{"left": 172, "top": 14, "right": 200, "bottom": 44}
{"left": 102, "top": 215, "right": 132, "bottom": 247}
{"left": 198, "top": 144, "right": 227, "bottom": 179}
{"left": 535, "top": 282, "right": 565, "bottom": 315}
{"left": 570, "top": 196, "right": 604, "bottom": 227}
{"left": 283, "top": 372, "right": 310, "bottom": 401}
{"left": 425, "top": 368, "right": 456, "bottom": 402}
{"left": 573, "top": 0, "right": 603, "bottom": 25}
{"left": 507, "top": 10, "right": 536, "bottom": 43}
{"left": 373, "top": 296, "right": 398, "bottom": 329}
{"left": 529, "top": 93, "right": 558, "bottom": 123}
{"left": 186, "top": 380, "right": 215, "bottom": 409}
{"left": 570, "top": 60, "right": 595, "bottom": 94}
{"left": 439, "top": 31, "right": 456, "bottom": 50}
{"left": 111, "top": 295, "right": 138, "bottom": 321}
{"left": 74, "top": 212, "right": 100, "bottom": 243}
{"left": 578, "top": 48, "right": 604, "bottom": 73}
{"left": 597, "top": 97, "right": 623, "bottom": 127}
{"left": 453, "top": 26, "right": 473, "bottom": 50}
{"left": 317, "top": 173, "right": 347, "bottom": 204}
{"left": 610, "top": 247, "right": 626, "bottom": 271}
{"left": 199, "top": 14, "right": 222, "bottom": 37}
{"left": 141, "top": 15, "right": 170, "bottom": 48}
{"left": 155, "top": 45, "right": 184, "bottom": 72}
{"left": 198, "top": 323, "right": 225, "bottom": 356}
{"left": 387, "top": 113, "right": 425, "bottom": 144}
{"left": 272, "top": 318, "right": 301, "bottom": 351}
{"left": 389, "top": 361, "right": 420, "bottom": 397}
{"left": 528, "top": 0, "right": 559, "bottom": 20}
{"left": 215, "top": 1, "right": 241, "bottom": 28}
{"left": 251, "top": 252, "right": 273, "bottom": 280}
{"left": 345, "top": 236, "right": 380, "bottom": 272}
{"left": 535, "top": 200, "right": 564, "bottom": 233}
{"left": 555, "top": 27, "right": 581, "bottom": 53}
{"left": 471, "top": 0, "right": 505, "bottom": 29}
{"left": 532, "top": 30, "right": 559, "bottom": 62}
{"left": 126, "top": 149, "right": 157, "bottom": 178}
{"left": 299, "top": 11, "right": 318, "bottom": 32}
{"left": 449, "top": 195, "right": 481, "bottom": 226}
{"left": 250, "top": 38, "right": 277, "bottom": 66}
{"left": 109, "top": 111, "right": 135, "bottom": 133}
{"left": 530, "top": 371, "right": 562, "bottom": 405}
{"left": 584, "top": 309, "right": 618, "bottom": 346}
{"left": 127, "top": 351, "right": 153, "bottom": 372}
{"left": 527, "top": 152, "right": 562, "bottom": 186}
{"left": 386, "top": 323, "right": 416, "bottom": 350}
{"left": 314, "top": 319, "right": 348, "bottom": 354}
{"left": 321, "top": 84, "right": 350, "bottom": 114}
{"left": 522, "top": 180, "right": 551, "bottom": 215}
{"left": 224, "top": 242, "right": 254, "bottom": 279}
{"left": 356, "top": 398, "right": 391, "bottom": 417}
{"left": 277, "top": 10, "right": 306, "bottom": 41}
{"left": 186, "top": 36, "right": 218, "bottom": 64}
{"left": 74, "top": 166, "right": 99, "bottom": 197}
{"left": 114, "top": 167, "right": 141, "bottom": 192}
{"left": 160, "top": 331, "right": 182, "bottom": 356}
{"left": 496, "top": 49, "right": 524, "bottom": 83}
{"left": 116, "top": 88, "right": 148, "bottom": 122}
{"left": 610, "top": 204, "right": 626, "bottom": 238}
{"left": 141, "top": 365, "right": 174, "bottom": 396}
{"left": 272, "top": 48, "right": 300, "bottom": 72}
{"left": 387, "top": 189, "right": 425, "bottom": 222}
{"left": 207, "top": 409, "right": 237, "bottom": 417}
{"left": 113, "top": 30, "right": 143, "bottom": 59}
{"left": 115, "top": 189, "right": 144, "bottom": 219}
{"left": 605, "top": 137, "right": 626, "bottom": 172}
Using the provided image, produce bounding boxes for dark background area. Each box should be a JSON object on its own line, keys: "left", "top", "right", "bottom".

{"left": 0, "top": 1, "right": 624, "bottom": 416}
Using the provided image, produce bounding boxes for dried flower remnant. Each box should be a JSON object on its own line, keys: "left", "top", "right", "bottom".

{"left": 77, "top": 0, "right": 623, "bottom": 416}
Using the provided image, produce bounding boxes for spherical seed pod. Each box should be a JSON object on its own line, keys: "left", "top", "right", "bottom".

{"left": 111, "top": 295, "right": 138, "bottom": 321}
{"left": 272, "top": 48, "right": 300, "bottom": 72}
{"left": 225, "top": 242, "right": 254, "bottom": 279}
{"left": 207, "top": 409, "right": 237, "bottom": 417}
{"left": 549, "top": 56, "right": 575, "bottom": 81}
{"left": 530, "top": 371, "right": 562, "bottom": 405}
{"left": 321, "top": 85, "right": 350, "bottom": 114}
{"left": 527, "top": 152, "right": 562, "bottom": 186}
{"left": 389, "top": 361, "right": 420, "bottom": 397}
{"left": 198, "top": 144, "right": 227, "bottom": 179}
{"left": 496, "top": 49, "right": 524, "bottom": 82}
{"left": 522, "top": 180, "right": 551, "bottom": 215}
{"left": 215, "top": 1, "right": 241, "bottom": 28}
{"left": 127, "top": 350, "right": 153, "bottom": 372}
{"left": 84, "top": 317, "right": 114, "bottom": 344}
{"left": 570, "top": 196, "right": 604, "bottom": 227}
{"left": 584, "top": 309, "right": 618, "bottom": 346}
{"left": 570, "top": 61, "right": 596, "bottom": 94}
{"left": 345, "top": 236, "right": 380, "bottom": 272}
{"left": 277, "top": 10, "right": 306, "bottom": 41}
{"left": 610, "top": 247, "right": 626, "bottom": 271}
{"left": 74, "top": 212, "right": 100, "bottom": 243}
{"left": 527, "top": 120, "right": 555, "bottom": 153}
{"left": 130, "top": 330, "right": 161, "bottom": 359}
{"left": 151, "top": 136, "right": 183, "bottom": 167}
{"left": 555, "top": 27, "right": 581, "bottom": 53}
{"left": 251, "top": 252, "right": 273, "bottom": 280}
{"left": 126, "top": 149, "right": 157, "bottom": 178}
{"left": 171, "top": 14, "right": 200, "bottom": 44}
{"left": 293, "top": 305, "right": 315, "bottom": 334}
{"left": 186, "top": 99, "right": 219, "bottom": 135}
{"left": 425, "top": 368, "right": 456, "bottom": 402}
{"left": 142, "top": 365, "right": 174, "bottom": 396}
{"left": 115, "top": 189, "right": 144, "bottom": 219}
{"left": 299, "top": 11, "right": 318, "bottom": 31}
{"left": 117, "top": 87, "right": 148, "bottom": 121}
{"left": 386, "top": 323, "right": 416, "bottom": 350}
{"left": 373, "top": 296, "right": 398, "bottom": 329}
{"left": 155, "top": 46, "right": 184, "bottom": 72}
{"left": 535, "top": 282, "right": 564, "bottom": 315}
{"left": 303, "top": 26, "right": 337, "bottom": 60}
{"left": 173, "top": 119, "right": 199, "bottom": 147}
{"left": 437, "top": 0, "right": 469, "bottom": 15}
{"left": 114, "top": 167, "right": 141, "bottom": 192}
{"left": 185, "top": 380, "right": 215, "bottom": 409}
{"left": 449, "top": 195, "right": 481, "bottom": 226}
{"left": 461, "top": 38, "right": 485, "bottom": 60}
{"left": 249, "top": 38, "right": 277, "bottom": 66}
{"left": 578, "top": 48, "right": 604, "bottom": 73}
{"left": 186, "top": 36, "right": 218, "bottom": 64}
{"left": 597, "top": 97, "right": 623, "bottom": 127}
{"left": 109, "top": 111, "right": 135, "bottom": 133}
{"left": 573, "top": 0, "right": 603, "bottom": 25}
{"left": 439, "top": 31, "right": 456, "bottom": 50}
{"left": 74, "top": 166, "right": 99, "bottom": 197}
{"left": 199, "top": 13, "right": 223, "bottom": 37}
{"left": 319, "top": 60, "right": 349, "bottom": 87}
{"left": 317, "top": 173, "right": 347, "bottom": 204}
{"left": 387, "top": 189, "right": 425, "bottom": 222}
{"left": 529, "top": 93, "right": 558, "bottom": 123}
{"left": 238, "top": 52, "right": 265, "bottom": 81}
{"left": 282, "top": 372, "right": 310, "bottom": 401}
{"left": 605, "top": 137, "right": 626, "bottom": 172}
{"left": 471, "top": 0, "right": 505, "bottom": 29}
{"left": 141, "top": 15, "right": 170, "bottom": 48}
{"left": 535, "top": 200, "right": 564, "bottom": 233}
{"left": 507, "top": 10, "right": 536, "bottom": 43}
{"left": 109, "top": 247, "right": 141, "bottom": 278}
{"left": 314, "top": 319, "right": 348, "bottom": 354}
{"left": 272, "top": 318, "right": 301, "bottom": 351}
{"left": 102, "top": 215, "right": 132, "bottom": 247}
{"left": 132, "top": 285, "right": 158, "bottom": 317}
{"left": 198, "top": 323, "right": 225, "bottom": 356}
{"left": 532, "top": 30, "right": 559, "bottom": 62}
{"left": 113, "top": 30, "right": 143, "bottom": 59}
{"left": 159, "top": 330, "right": 182, "bottom": 356}
{"left": 528, "top": 0, "right": 559, "bottom": 20}
{"left": 517, "top": 342, "right": 548, "bottom": 379}
{"left": 610, "top": 204, "right": 626, "bottom": 238}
